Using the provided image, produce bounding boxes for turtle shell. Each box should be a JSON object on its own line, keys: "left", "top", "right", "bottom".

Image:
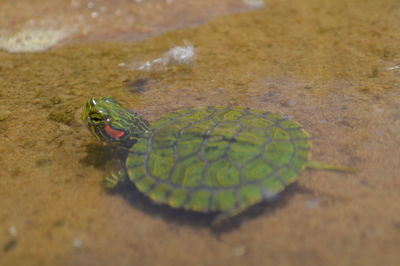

{"left": 125, "top": 106, "right": 311, "bottom": 213}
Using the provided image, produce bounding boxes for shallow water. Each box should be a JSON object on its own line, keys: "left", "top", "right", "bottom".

{"left": 1, "top": 0, "right": 400, "bottom": 266}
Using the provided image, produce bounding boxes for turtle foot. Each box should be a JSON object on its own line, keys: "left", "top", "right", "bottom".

{"left": 103, "top": 169, "right": 127, "bottom": 189}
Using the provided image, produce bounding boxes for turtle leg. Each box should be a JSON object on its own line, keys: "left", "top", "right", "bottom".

{"left": 103, "top": 169, "right": 128, "bottom": 189}
{"left": 212, "top": 204, "right": 253, "bottom": 226}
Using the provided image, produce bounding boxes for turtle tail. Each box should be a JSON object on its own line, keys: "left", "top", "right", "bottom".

{"left": 305, "top": 160, "right": 356, "bottom": 173}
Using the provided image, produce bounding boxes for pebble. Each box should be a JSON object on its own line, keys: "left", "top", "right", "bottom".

{"left": 233, "top": 246, "right": 246, "bottom": 256}
{"left": 87, "top": 2, "right": 95, "bottom": 8}
{"left": 243, "top": 0, "right": 265, "bottom": 8}
{"left": 72, "top": 238, "right": 83, "bottom": 248}
{"left": 8, "top": 226, "right": 17, "bottom": 236}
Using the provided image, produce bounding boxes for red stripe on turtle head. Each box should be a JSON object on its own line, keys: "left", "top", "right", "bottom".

{"left": 104, "top": 124, "right": 126, "bottom": 139}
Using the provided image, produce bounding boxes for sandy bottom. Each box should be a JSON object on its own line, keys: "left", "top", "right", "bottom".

{"left": 1, "top": 0, "right": 400, "bottom": 266}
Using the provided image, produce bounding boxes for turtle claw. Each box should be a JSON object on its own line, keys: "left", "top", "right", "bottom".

{"left": 103, "top": 169, "right": 127, "bottom": 189}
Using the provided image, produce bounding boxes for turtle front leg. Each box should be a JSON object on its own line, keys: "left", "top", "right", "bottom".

{"left": 103, "top": 169, "right": 128, "bottom": 189}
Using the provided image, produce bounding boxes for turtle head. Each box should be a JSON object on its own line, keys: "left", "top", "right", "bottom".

{"left": 82, "top": 97, "right": 150, "bottom": 147}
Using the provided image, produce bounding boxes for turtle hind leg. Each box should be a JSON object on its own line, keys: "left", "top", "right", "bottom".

{"left": 212, "top": 204, "right": 253, "bottom": 226}
{"left": 103, "top": 169, "right": 128, "bottom": 189}
{"left": 305, "top": 160, "right": 356, "bottom": 173}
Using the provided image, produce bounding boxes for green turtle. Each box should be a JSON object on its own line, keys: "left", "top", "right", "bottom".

{"left": 82, "top": 97, "right": 351, "bottom": 224}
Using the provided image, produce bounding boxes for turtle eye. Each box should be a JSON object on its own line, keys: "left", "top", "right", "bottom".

{"left": 89, "top": 113, "right": 103, "bottom": 124}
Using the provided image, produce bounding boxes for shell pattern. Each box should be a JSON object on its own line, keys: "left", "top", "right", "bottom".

{"left": 125, "top": 106, "right": 311, "bottom": 213}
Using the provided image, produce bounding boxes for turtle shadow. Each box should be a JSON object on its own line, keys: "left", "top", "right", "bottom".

{"left": 79, "top": 143, "right": 128, "bottom": 170}
{"left": 211, "top": 184, "right": 312, "bottom": 234}
{"left": 79, "top": 143, "right": 315, "bottom": 233}
{"left": 110, "top": 182, "right": 215, "bottom": 227}
{"left": 110, "top": 181, "right": 307, "bottom": 234}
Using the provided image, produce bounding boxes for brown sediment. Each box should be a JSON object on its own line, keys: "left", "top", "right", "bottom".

{"left": 1, "top": 0, "right": 400, "bottom": 266}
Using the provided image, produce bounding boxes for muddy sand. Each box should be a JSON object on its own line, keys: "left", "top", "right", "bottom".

{"left": 0, "top": 0, "right": 400, "bottom": 266}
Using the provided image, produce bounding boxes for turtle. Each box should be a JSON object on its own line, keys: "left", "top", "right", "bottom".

{"left": 82, "top": 96, "right": 351, "bottom": 224}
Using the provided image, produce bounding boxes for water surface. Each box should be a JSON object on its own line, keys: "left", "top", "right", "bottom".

{"left": 1, "top": 0, "right": 400, "bottom": 265}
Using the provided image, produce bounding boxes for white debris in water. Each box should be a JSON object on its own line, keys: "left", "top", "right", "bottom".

{"left": 72, "top": 238, "right": 83, "bottom": 248}
{"left": 385, "top": 65, "right": 400, "bottom": 71}
{"left": 8, "top": 226, "right": 17, "bottom": 236}
{"left": 165, "top": 45, "right": 196, "bottom": 64}
{"left": 136, "top": 43, "right": 196, "bottom": 71}
{"left": 0, "top": 29, "right": 70, "bottom": 53}
{"left": 243, "top": 0, "right": 265, "bottom": 8}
